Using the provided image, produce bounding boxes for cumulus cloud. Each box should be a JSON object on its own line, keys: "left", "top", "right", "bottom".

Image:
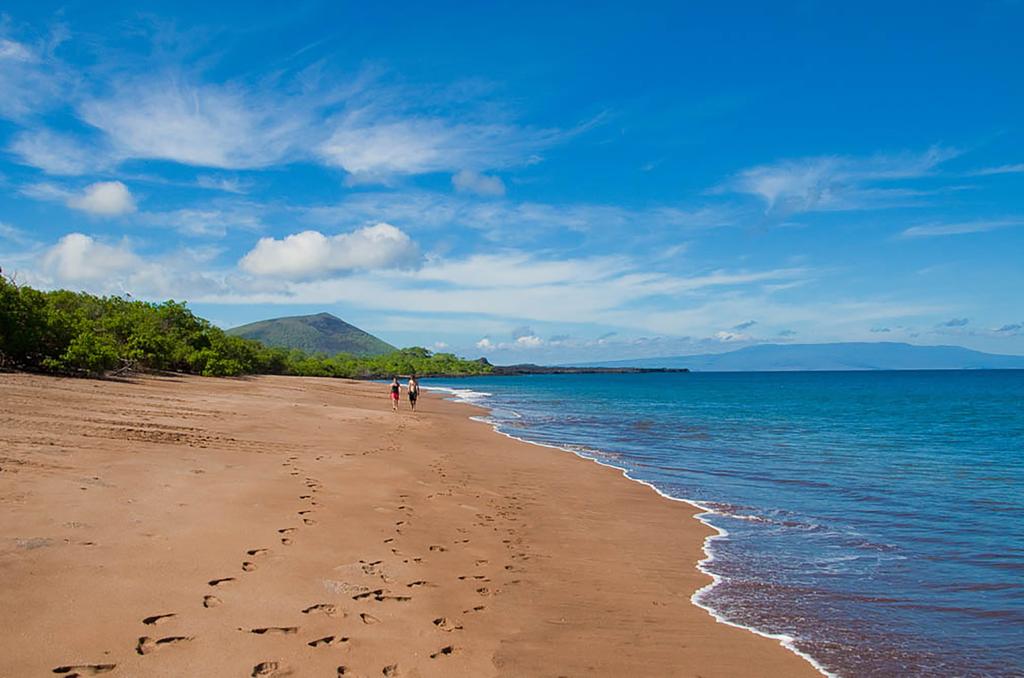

{"left": 41, "top": 233, "right": 142, "bottom": 283}
{"left": 67, "top": 181, "right": 136, "bottom": 216}
{"left": 476, "top": 337, "right": 495, "bottom": 349}
{"left": 452, "top": 169, "right": 505, "bottom": 196}
{"left": 239, "top": 223, "right": 420, "bottom": 279}
{"left": 515, "top": 334, "right": 544, "bottom": 347}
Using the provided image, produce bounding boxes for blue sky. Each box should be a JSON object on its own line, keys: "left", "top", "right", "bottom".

{"left": 1, "top": 1, "right": 1022, "bottom": 363}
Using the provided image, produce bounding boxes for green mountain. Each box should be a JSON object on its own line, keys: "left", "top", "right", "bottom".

{"left": 227, "top": 312, "right": 396, "bottom": 357}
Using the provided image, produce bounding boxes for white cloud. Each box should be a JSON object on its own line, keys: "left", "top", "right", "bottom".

{"left": 67, "top": 181, "right": 136, "bottom": 216}
{"left": 8, "top": 129, "right": 107, "bottom": 175}
{"left": 476, "top": 337, "right": 495, "bottom": 349}
{"left": 899, "top": 219, "right": 1023, "bottom": 239}
{"left": 303, "top": 191, "right": 733, "bottom": 245}
{"left": 515, "top": 334, "right": 544, "bottom": 347}
{"left": 319, "top": 113, "right": 560, "bottom": 183}
{"left": 144, "top": 206, "right": 262, "bottom": 238}
{"left": 0, "top": 34, "right": 65, "bottom": 121}
{"left": 79, "top": 78, "right": 315, "bottom": 169}
{"left": 0, "top": 222, "right": 33, "bottom": 246}
{"left": 240, "top": 223, "right": 420, "bottom": 278}
{"left": 0, "top": 38, "right": 33, "bottom": 62}
{"left": 41, "top": 233, "right": 142, "bottom": 283}
{"left": 196, "top": 175, "right": 249, "bottom": 193}
{"left": 968, "top": 163, "right": 1024, "bottom": 176}
{"left": 452, "top": 169, "right": 505, "bottom": 196}
{"left": 727, "top": 146, "right": 958, "bottom": 213}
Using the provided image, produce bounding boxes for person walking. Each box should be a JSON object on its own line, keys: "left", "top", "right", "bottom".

{"left": 389, "top": 376, "right": 401, "bottom": 412}
{"left": 407, "top": 375, "right": 420, "bottom": 411}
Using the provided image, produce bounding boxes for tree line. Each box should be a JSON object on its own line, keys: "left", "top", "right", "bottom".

{"left": 0, "top": 274, "right": 492, "bottom": 379}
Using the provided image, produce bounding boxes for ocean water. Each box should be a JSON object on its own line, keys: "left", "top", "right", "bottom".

{"left": 425, "top": 371, "right": 1024, "bottom": 677}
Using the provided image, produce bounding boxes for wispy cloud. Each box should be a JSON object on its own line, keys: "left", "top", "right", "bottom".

{"left": 899, "top": 219, "right": 1023, "bottom": 238}
{"left": 319, "top": 112, "right": 563, "bottom": 183}
{"left": 9, "top": 129, "right": 110, "bottom": 176}
{"left": 967, "top": 163, "right": 1024, "bottom": 176}
{"left": 0, "top": 29, "right": 68, "bottom": 122}
{"left": 724, "top": 146, "right": 958, "bottom": 214}
{"left": 78, "top": 77, "right": 320, "bottom": 169}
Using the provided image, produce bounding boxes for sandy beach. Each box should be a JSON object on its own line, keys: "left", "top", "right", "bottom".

{"left": 0, "top": 373, "right": 819, "bottom": 678}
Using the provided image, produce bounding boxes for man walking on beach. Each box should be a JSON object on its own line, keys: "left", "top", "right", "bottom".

{"left": 408, "top": 375, "right": 420, "bottom": 411}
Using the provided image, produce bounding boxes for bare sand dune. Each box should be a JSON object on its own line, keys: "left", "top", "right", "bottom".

{"left": 0, "top": 373, "right": 818, "bottom": 677}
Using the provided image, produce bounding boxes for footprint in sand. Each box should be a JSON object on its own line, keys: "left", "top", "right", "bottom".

{"left": 297, "top": 510, "right": 313, "bottom": 516}
{"left": 430, "top": 645, "right": 456, "bottom": 659}
{"left": 301, "top": 603, "right": 338, "bottom": 616}
{"left": 136, "top": 636, "right": 192, "bottom": 655}
{"left": 308, "top": 635, "right": 349, "bottom": 648}
{"left": 203, "top": 595, "right": 222, "bottom": 608}
{"left": 242, "top": 562, "right": 257, "bottom": 572}
{"left": 360, "top": 613, "right": 380, "bottom": 624}
{"left": 247, "top": 548, "right": 270, "bottom": 557}
{"left": 382, "top": 665, "right": 400, "bottom": 677}
{"left": 142, "top": 613, "right": 176, "bottom": 625}
{"left": 208, "top": 577, "right": 236, "bottom": 587}
{"left": 52, "top": 664, "right": 116, "bottom": 676}
{"left": 281, "top": 537, "right": 293, "bottom": 545}
{"left": 242, "top": 627, "right": 299, "bottom": 635}
{"left": 251, "top": 661, "right": 291, "bottom": 677}
{"left": 433, "top": 617, "right": 463, "bottom": 632}
{"left": 303, "top": 518, "right": 317, "bottom": 525}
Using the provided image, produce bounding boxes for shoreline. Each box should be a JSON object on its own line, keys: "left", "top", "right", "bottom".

{"left": 0, "top": 373, "right": 822, "bottom": 677}
{"left": 430, "top": 385, "right": 833, "bottom": 678}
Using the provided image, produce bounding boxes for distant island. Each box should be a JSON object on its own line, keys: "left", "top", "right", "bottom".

{"left": 577, "top": 342, "right": 1024, "bottom": 371}
{"left": 486, "top": 361, "right": 688, "bottom": 376}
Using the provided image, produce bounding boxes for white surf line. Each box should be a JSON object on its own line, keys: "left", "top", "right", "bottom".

{"left": 427, "top": 384, "right": 837, "bottom": 678}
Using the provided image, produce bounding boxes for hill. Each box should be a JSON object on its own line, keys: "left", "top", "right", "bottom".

{"left": 576, "top": 342, "right": 1024, "bottom": 372}
{"left": 227, "top": 312, "right": 396, "bottom": 357}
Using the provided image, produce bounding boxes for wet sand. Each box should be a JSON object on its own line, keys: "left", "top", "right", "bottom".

{"left": 0, "top": 372, "right": 819, "bottom": 677}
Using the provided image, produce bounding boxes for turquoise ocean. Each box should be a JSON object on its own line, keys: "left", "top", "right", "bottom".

{"left": 425, "top": 371, "right": 1024, "bottom": 677}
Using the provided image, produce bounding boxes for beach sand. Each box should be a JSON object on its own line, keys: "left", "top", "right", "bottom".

{"left": 0, "top": 373, "right": 819, "bottom": 677}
